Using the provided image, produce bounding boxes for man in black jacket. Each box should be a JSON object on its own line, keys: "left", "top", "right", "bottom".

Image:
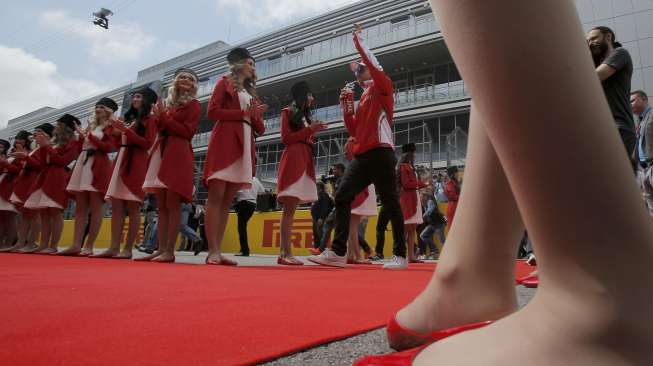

{"left": 311, "top": 182, "right": 333, "bottom": 250}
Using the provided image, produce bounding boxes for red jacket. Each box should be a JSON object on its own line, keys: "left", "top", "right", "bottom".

{"left": 114, "top": 116, "right": 157, "bottom": 200}
{"left": 399, "top": 163, "right": 426, "bottom": 221}
{"left": 0, "top": 158, "right": 21, "bottom": 202}
{"left": 33, "top": 141, "right": 79, "bottom": 208}
{"left": 277, "top": 108, "right": 316, "bottom": 193}
{"left": 79, "top": 126, "right": 117, "bottom": 195}
{"left": 343, "top": 32, "right": 395, "bottom": 155}
{"left": 11, "top": 148, "right": 42, "bottom": 203}
{"left": 203, "top": 76, "right": 265, "bottom": 185}
{"left": 150, "top": 99, "right": 200, "bottom": 203}
{"left": 445, "top": 180, "right": 460, "bottom": 228}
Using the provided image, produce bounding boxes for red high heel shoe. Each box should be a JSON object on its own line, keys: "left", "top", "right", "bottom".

{"left": 516, "top": 274, "right": 539, "bottom": 288}
{"left": 353, "top": 345, "right": 428, "bottom": 366}
{"left": 387, "top": 315, "right": 493, "bottom": 351}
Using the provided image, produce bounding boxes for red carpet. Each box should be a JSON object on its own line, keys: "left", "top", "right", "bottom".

{"left": 0, "top": 256, "right": 533, "bottom": 366}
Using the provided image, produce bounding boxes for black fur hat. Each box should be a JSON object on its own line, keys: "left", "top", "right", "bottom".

{"left": 96, "top": 97, "right": 119, "bottom": 112}
{"left": 227, "top": 47, "right": 254, "bottom": 64}
{"left": 401, "top": 143, "right": 416, "bottom": 154}
{"left": 57, "top": 114, "right": 81, "bottom": 131}
{"left": 15, "top": 130, "right": 32, "bottom": 142}
{"left": 35, "top": 123, "right": 55, "bottom": 137}
{"left": 0, "top": 139, "right": 9, "bottom": 152}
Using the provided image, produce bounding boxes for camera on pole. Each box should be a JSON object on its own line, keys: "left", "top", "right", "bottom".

{"left": 92, "top": 8, "right": 113, "bottom": 29}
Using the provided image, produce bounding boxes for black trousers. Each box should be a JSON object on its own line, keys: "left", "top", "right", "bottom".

{"left": 375, "top": 205, "right": 390, "bottom": 255}
{"left": 312, "top": 220, "right": 323, "bottom": 249}
{"left": 332, "top": 147, "right": 406, "bottom": 257}
{"left": 234, "top": 200, "right": 256, "bottom": 254}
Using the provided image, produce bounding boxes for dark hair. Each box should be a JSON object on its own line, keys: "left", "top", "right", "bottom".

{"left": 591, "top": 26, "right": 622, "bottom": 48}
{"left": 123, "top": 94, "right": 155, "bottom": 136}
{"left": 289, "top": 103, "right": 313, "bottom": 131}
{"left": 632, "top": 90, "right": 648, "bottom": 101}
{"left": 316, "top": 181, "right": 326, "bottom": 191}
{"left": 333, "top": 163, "right": 345, "bottom": 172}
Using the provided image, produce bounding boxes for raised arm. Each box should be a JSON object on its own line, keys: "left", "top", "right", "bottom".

{"left": 207, "top": 77, "right": 246, "bottom": 122}
{"left": 281, "top": 109, "right": 313, "bottom": 145}
{"left": 160, "top": 100, "right": 200, "bottom": 140}
{"left": 353, "top": 30, "right": 393, "bottom": 95}
{"left": 45, "top": 141, "right": 79, "bottom": 167}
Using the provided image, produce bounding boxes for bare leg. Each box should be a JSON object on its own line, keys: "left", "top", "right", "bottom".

{"left": 405, "top": 224, "right": 417, "bottom": 261}
{"left": 206, "top": 180, "right": 239, "bottom": 265}
{"left": 58, "top": 192, "right": 89, "bottom": 255}
{"left": 410, "top": 1, "right": 653, "bottom": 364}
{"left": 48, "top": 208, "right": 63, "bottom": 251}
{"left": 93, "top": 198, "right": 124, "bottom": 258}
{"left": 279, "top": 197, "right": 299, "bottom": 260}
{"left": 81, "top": 192, "right": 104, "bottom": 255}
{"left": 3, "top": 212, "right": 17, "bottom": 248}
{"left": 152, "top": 190, "right": 180, "bottom": 263}
{"left": 25, "top": 210, "right": 50, "bottom": 253}
{"left": 116, "top": 201, "right": 140, "bottom": 259}
{"left": 347, "top": 214, "right": 361, "bottom": 261}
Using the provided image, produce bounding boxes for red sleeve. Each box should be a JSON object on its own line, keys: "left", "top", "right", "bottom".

{"left": 207, "top": 77, "right": 245, "bottom": 122}
{"left": 87, "top": 129, "right": 117, "bottom": 154}
{"left": 400, "top": 164, "right": 418, "bottom": 190}
{"left": 281, "top": 109, "right": 313, "bottom": 145}
{"left": 25, "top": 152, "right": 42, "bottom": 170}
{"left": 5, "top": 160, "right": 21, "bottom": 174}
{"left": 45, "top": 141, "right": 78, "bottom": 167}
{"left": 124, "top": 118, "right": 156, "bottom": 150}
{"left": 160, "top": 100, "right": 200, "bottom": 140}
{"left": 353, "top": 32, "right": 393, "bottom": 96}
{"left": 445, "top": 181, "right": 460, "bottom": 201}
{"left": 343, "top": 108, "right": 356, "bottom": 136}
{"left": 251, "top": 113, "right": 265, "bottom": 136}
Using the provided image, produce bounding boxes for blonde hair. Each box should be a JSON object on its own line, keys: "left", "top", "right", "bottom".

{"left": 89, "top": 105, "right": 114, "bottom": 130}
{"left": 52, "top": 123, "right": 75, "bottom": 146}
{"left": 228, "top": 62, "right": 259, "bottom": 100}
{"left": 165, "top": 73, "right": 198, "bottom": 107}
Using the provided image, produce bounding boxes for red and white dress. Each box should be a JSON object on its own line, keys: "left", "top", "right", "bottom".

{"left": 143, "top": 100, "right": 200, "bottom": 203}
{"left": 351, "top": 184, "right": 377, "bottom": 217}
{"left": 277, "top": 107, "right": 318, "bottom": 203}
{"left": 0, "top": 157, "right": 20, "bottom": 213}
{"left": 25, "top": 141, "right": 78, "bottom": 210}
{"left": 106, "top": 117, "right": 157, "bottom": 202}
{"left": 10, "top": 148, "right": 41, "bottom": 206}
{"left": 399, "top": 163, "right": 427, "bottom": 225}
{"left": 67, "top": 126, "right": 116, "bottom": 197}
{"left": 203, "top": 76, "right": 266, "bottom": 190}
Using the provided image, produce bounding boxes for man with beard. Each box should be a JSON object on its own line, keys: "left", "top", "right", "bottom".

{"left": 587, "top": 26, "right": 636, "bottom": 158}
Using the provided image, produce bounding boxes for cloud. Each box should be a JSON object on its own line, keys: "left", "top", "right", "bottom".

{"left": 0, "top": 46, "right": 104, "bottom": 127}
{"left": 216, "top": 0, "right": 361, "bottom": 30}
{"left": 40, "top": 10, "right": 156, "bottom": 63}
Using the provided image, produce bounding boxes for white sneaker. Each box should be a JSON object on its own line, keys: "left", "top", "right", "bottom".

{"left": 307, "top": 249, "right": 347, "bottom": 268}
{"left": 383, "top": 256, "right": 408, "bottom": 270}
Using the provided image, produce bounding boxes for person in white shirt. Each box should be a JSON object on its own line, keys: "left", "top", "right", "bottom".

{"left": 233, "top": 176, "right": 265, "bottom": 256}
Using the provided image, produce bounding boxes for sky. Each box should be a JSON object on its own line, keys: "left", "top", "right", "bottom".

{"left": 0, "top": 0, "right": 360, "bottom": 128}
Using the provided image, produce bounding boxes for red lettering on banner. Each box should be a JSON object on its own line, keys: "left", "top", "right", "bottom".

{"left": 262, "top": 219, "right": 315, "bottom": 248}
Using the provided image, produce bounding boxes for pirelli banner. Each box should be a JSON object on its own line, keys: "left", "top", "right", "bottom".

{"left": 60, "top": 208, "right": 447, "bottom": 258}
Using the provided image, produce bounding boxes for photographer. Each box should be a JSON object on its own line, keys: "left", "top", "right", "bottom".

{"left": 309, "top": 163, "right": 344, "bottom": 254}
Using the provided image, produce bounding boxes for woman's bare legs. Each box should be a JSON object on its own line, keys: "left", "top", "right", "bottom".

{"left": 93, "top": 198, "right": 124, "bottom": 258}
{"left": 116, "top": 201, "right": 141, "bottom": 259}
{"left": 346, "top": 214, "right": 362, "bottom": 261}
{"left": 411, "top": 1, "right": 653, "bottom": 364}
{"left": 279, "top": 196, "right": 301, "bottom": 263}
{"left": 1, "top": 208, "right": 37, "bottom": 252}
{"left": 24, "top": 209, "right": 50, "bottom": 253}
{"left": 152, "top": 190, "right": 181, "bottom": 262}
{"left": 206, "top": 179, "right": 240, "bottom": 265}
{"left": 0, "top": 212, "right": 17, "bottom": 248}
{"left": 58, "top": 192, "right": 89, "bottom": 255}
{"left": 80, "top": 192, "right": 104, "bottom": 256}
{"left": 395, "top": 108, "right": 524, "bottom": 335}
{"left": 48, "top": 208, "right": 63, "bottom": 251}
{"left": 405, "top": 224, "right": 418, "bottom": 261}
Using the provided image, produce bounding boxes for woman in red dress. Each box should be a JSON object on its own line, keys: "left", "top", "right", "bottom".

{"left": 444, "top": 166, "right": 460, "bottom": 230}
{"left": 23, "top": 115, "right": 80, "bottom": 254}
{"left": 93, "top": 87, "right": 158, "bottom": 259}
{"left": 276, "top": 81, "right": 326, "bottom": 265}
{"left": 398, "top": 143, "right": 428, "bottom": 263}
{"left": 1, "top": 130, "right": 42, "bottom": 252}
{"left": 139, "top": 68, "right": 200, "bottom": 263}
{"left": 0, "top": 138, "right": 18, "bottom": 248}
{"left": 58, "top": 98, "right": 118, "bottom": 256}
{"left": 203, "top": 48, "right": 267, "bottom": 265}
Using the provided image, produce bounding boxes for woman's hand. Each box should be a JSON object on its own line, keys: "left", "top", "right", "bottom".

{"left": 244, "top": 100, "right": 268, "bottom": 120}
{"left": 353, "top": 23, "right": 363, "bottom": 36}
{"left": 153, "top": 101, "right": 167, "bottom": 119}
{"left": 34, "top": 131, "right": 51, "bottom": 147}
{"left": 309, "top": 120, "right": 328, "bottom": 133}
{"left": 111, "top": 118, "right": 128, "bottom": 133}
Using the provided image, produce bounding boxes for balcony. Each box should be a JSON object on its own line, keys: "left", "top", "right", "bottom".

{"left": 191, "top": 81, "right": 469, "bottom": 149}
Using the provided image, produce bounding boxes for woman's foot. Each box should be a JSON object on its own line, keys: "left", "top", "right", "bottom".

{"left": 79, "top": 248, "right": 94, "bottom": 257}
{"left": 90, "top": 249, "right": 120, "bottom": 258}
{"left": 151, "top": 252, "right": 175, "bottom": 263}
{"left": 55, "top": 246, "right": 82, "bottom": 256}
{"left": 38, "top": 248, "right": 58, "bottom": 254}
{"left": 277, "top": 256, "right": 304, "bottom": 266}
{"left": 114, "top": 250, "right": 132, "bottom": 259}
{"left": 0, "top": 244, "right": 24, "bottom": 253}
{"left": 391, "top": 265, "right": 517, "bottom": 349}
{"left": 20, "top": 245, "right": 46, "bottom": 254}
{"left": 134, "top": 251, "right": 161, "bottom": 262}
{"left": 206, "top": 252, "right": 237, "bottom": 266}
